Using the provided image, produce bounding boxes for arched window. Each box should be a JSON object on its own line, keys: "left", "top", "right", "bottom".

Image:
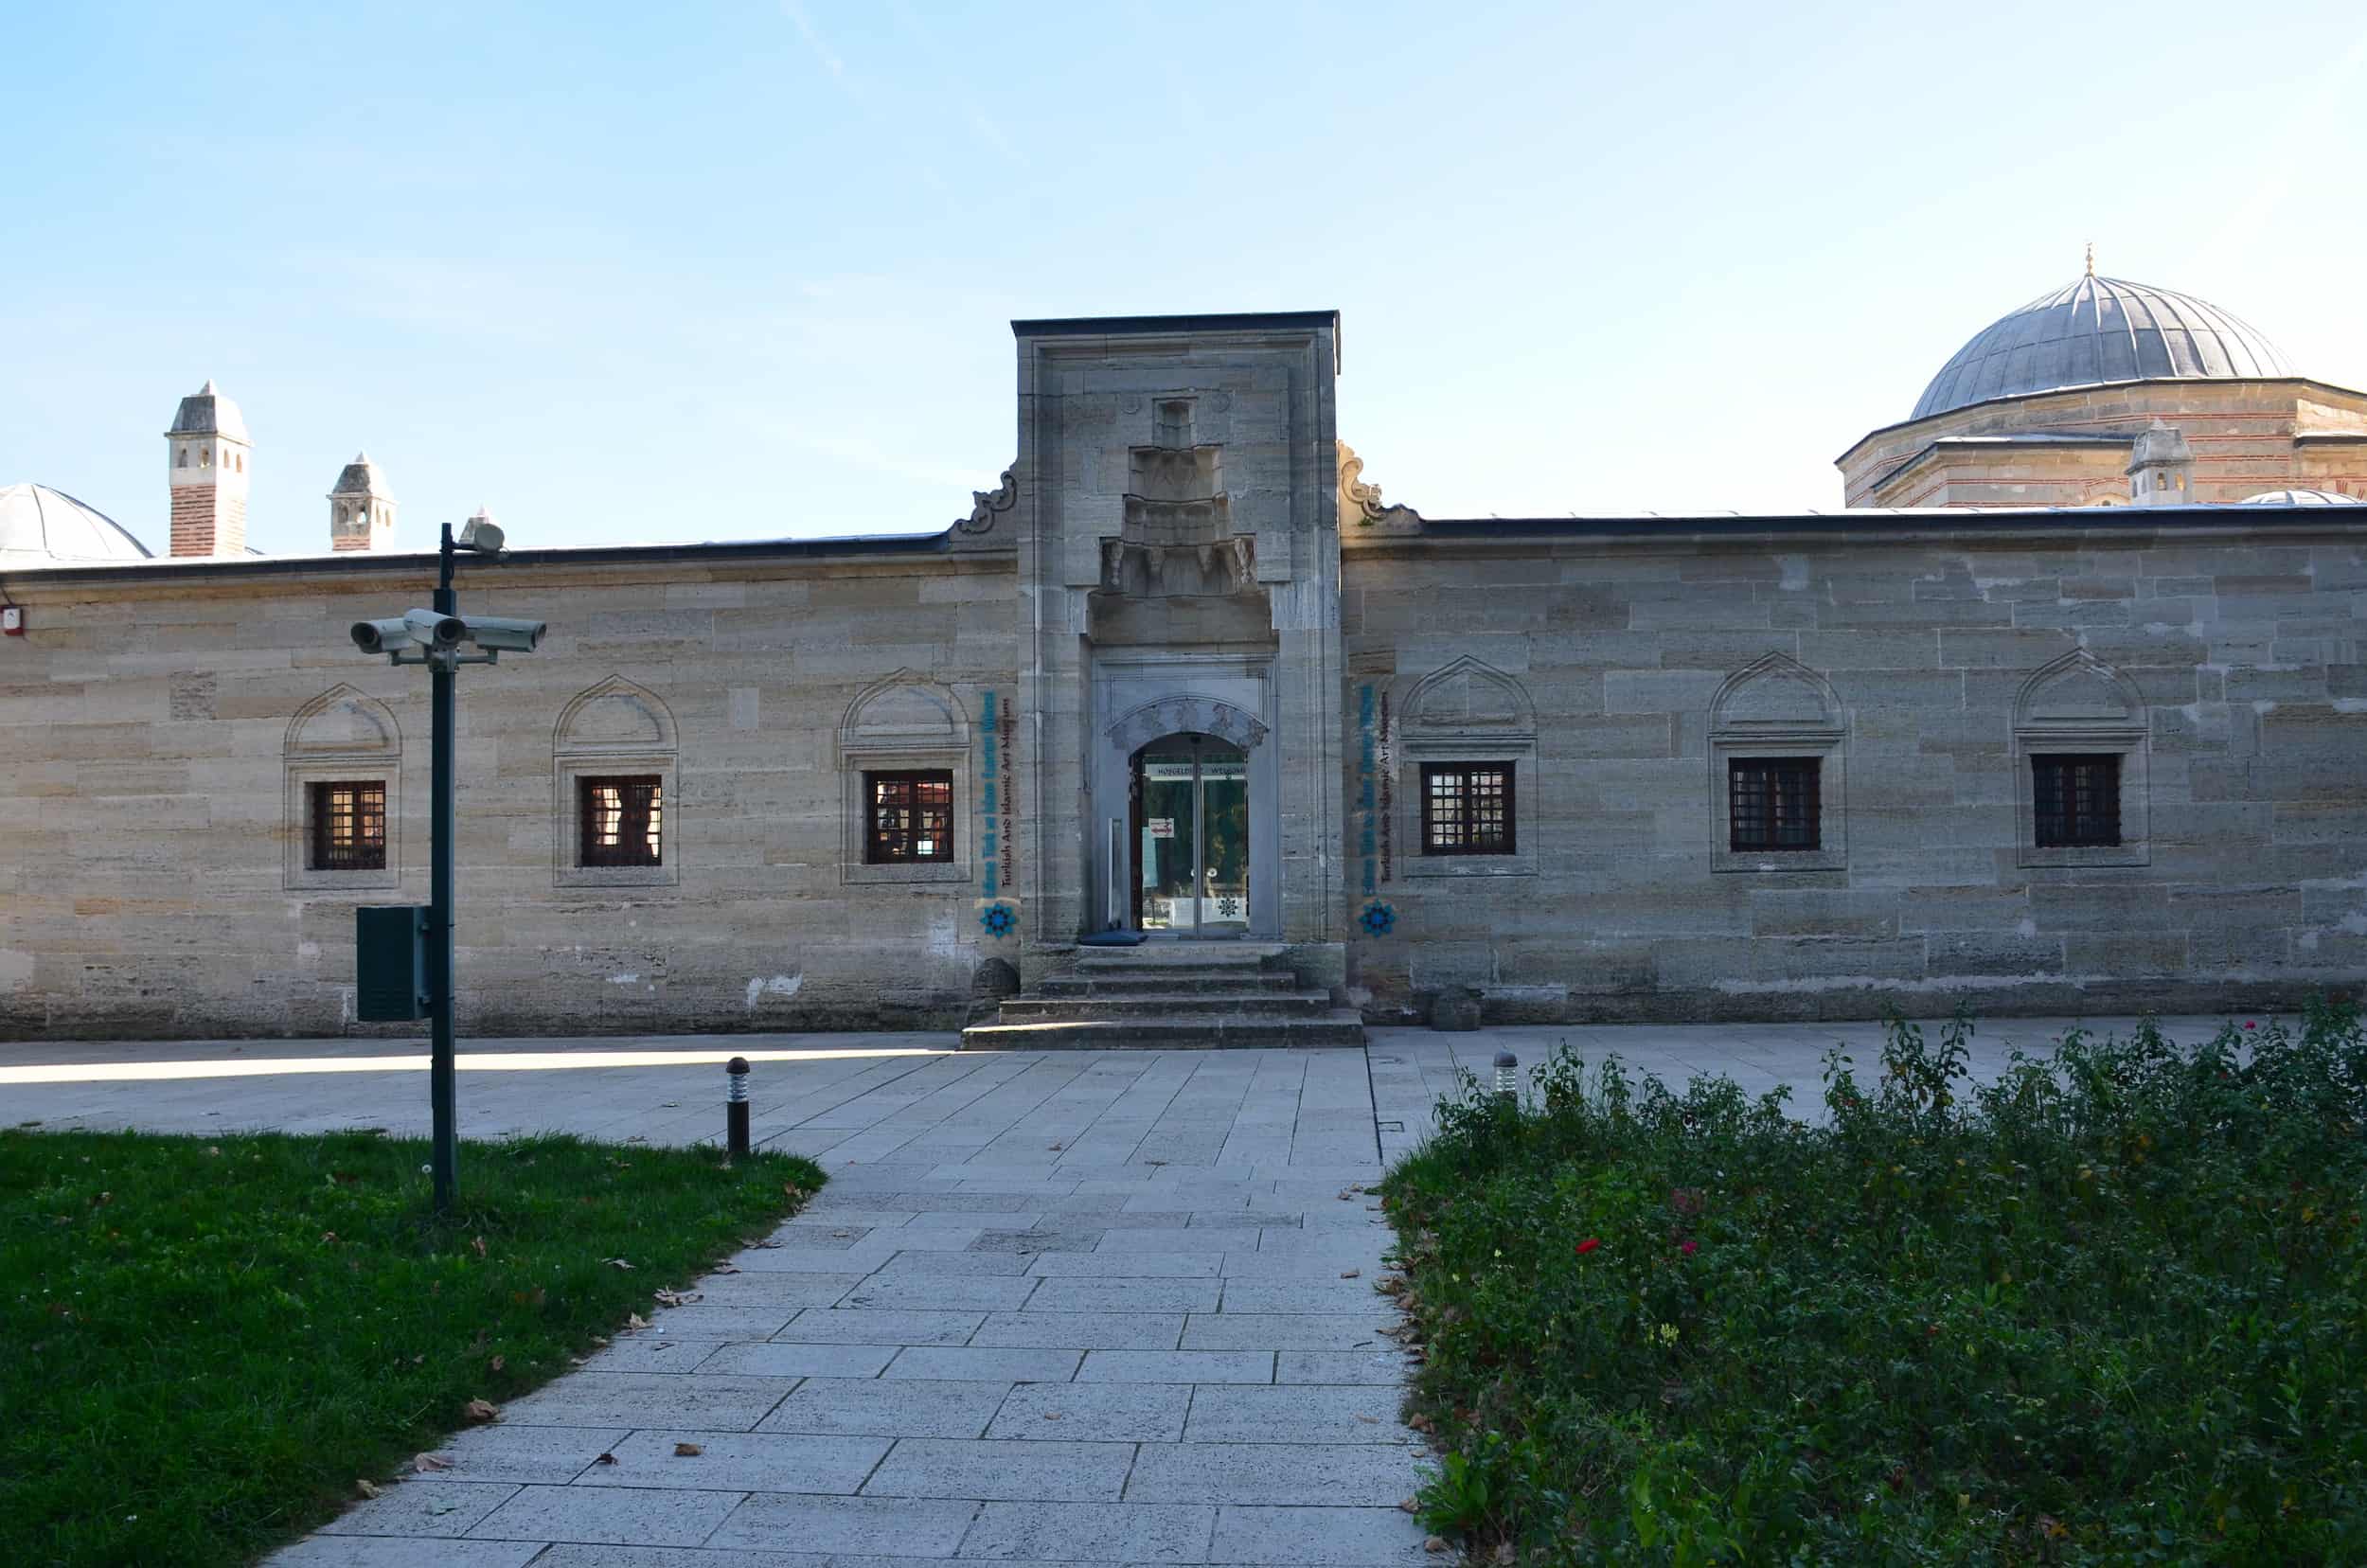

{"left": 840, "top": 670, "right": 971, "bottom": 885}
{"left": 553, "top": 677, "right": 680, "bottom": 887}
{"left": 283, "top": 685, "right": 402, "bottom": 891}
{"left": 2013, "top": 650, "right": 2149, "bottom": 867}
{"left": 1709, "top": 653, "right": 1848, "bottom": 872}
{"left": 1392, "top": 655, "right": 1538, "bottom": 880}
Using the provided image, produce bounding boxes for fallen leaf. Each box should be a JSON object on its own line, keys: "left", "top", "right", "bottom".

{"left": 1340, "top": 1268, "right": 1361, "bottom": 1278}
{"left": 413, "top": 1453, "right": 454, "bottom": 1472}
{"left": 1338, "top": 1189, "right": 1357, "bottom": 1201}
{"left": 568, "top": 1357, "right": 588, "bottom": 1367}
{"left": 424, "top": 1498, "right": 460, "bottom": 1517}
{"left": 591, "top": 1335, "right": 610, "bottom": 1346}
{"left": 660, "top": 1101, "right": 679, "bottom": 1108}
{"left": 1041, "top": 1412, "right": 1062, "bottom": 1421}
{"left": 604, "top": 1257, "right": 634, "bottom": 1271}
{"left": 205, "top": 1146, "right": 222, "bottom": 1156}
{"left": 751, "top": 1238, "right": 784, "bottom": 1249}
{"left": 1399, "top": 1497, "right": 1420, "bottom": 1513}
{"left": 625, "top": 1313, "right": 650, "bottom": 1331}
{"left": 321, "top": 1232, "right": 338, "bottom": 1244}
{"left": 463, "top": 1399, "right": 499, "bottom": 1423}
{"left": 470, "top": 1236, "right": 487, "bottom": 1258}
{"left": 1495, "top": 1542, "right": 1516, "bottom": 1564}
{"left": 410, "top": 1354, "right": 426, "bottom": 1364}
{"left": 1047, "top": 1142, "right": 1064, "bottom": 1151}
{"left": 596, "top": 1452, "right": 616, "bottom": 1465}
{"left": 673, "top": 1441, "right": 703, "bottom": 1457}
{"left": 489, "top": 1355, "right": 506, "bottom": 1373}
{"left": 1408, "top": 1413, "right": 1435, "bottom": 1433}
{"left": 354, "top": 1479, "right": 382, "bottom": 1500}
{"left": 1354, "top": 1413, "right": 1379, "bottom": 1423}
{"left": 830, "top": 1230, "right": 852, "bottom": 1238}
{"left": 1425, "top": 1536, "right": 1449, "bottom": 1554}
{"left": 713, "top": 1262, "right": 740, "bottom": 1274}
{"left": 652, "top": 1289, "right": 702, "bottom": 1308}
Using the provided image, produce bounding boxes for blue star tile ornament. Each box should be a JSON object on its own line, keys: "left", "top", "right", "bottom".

{"left": 980, "top": 901, "right": 1017, "bottom": 939}
{"left": 1359, "top": 900, "right": 1396, "bottom": 937}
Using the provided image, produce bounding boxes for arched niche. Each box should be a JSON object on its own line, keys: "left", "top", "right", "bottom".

{"left": 1105, "top": 693, "right": 1268, "bottom": 756}
{"left": 1709, "top": 652, "right": 1848, "bottom": 873}
{"left": 1390, "top": 655, "right": 1537, "bottom": 880}
{"left": 841, "top": 670, "right": 972, "bottom": 886}
{"left": 2013, "top": 650, "right": 2149, "bottom": 867}
{"left": 283, "top": 684, "right": 402, "bottom": 890}
{"left": 842, "top": 669, "right": 970, "bottom": 755}
{"left": 555, "top": 675, "right": 677, "bottom": 756}
{"left": 554, "top": 676, "right": 680, "bottom": 887}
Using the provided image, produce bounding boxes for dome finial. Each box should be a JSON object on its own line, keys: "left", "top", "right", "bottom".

{"left": 2084, "top": 241, "right": 2094, "bottom": 277}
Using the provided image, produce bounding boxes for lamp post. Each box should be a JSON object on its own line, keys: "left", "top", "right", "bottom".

{"left": 349, "top": 515, "right": 543, "bottom": 1215}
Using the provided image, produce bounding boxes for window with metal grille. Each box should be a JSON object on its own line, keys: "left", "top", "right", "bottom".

{"left": 865, "top": 770, "right": 953, "bottom": 864}
{"left": 308, "top": 780, "right": 387, "bottom": 870}
{"left": 1728, "top": 757, "right": 1821, "bottom": 851}
{"left": 1420, "top": 762, "right": 1515, "bottom": 855}
{"left": 2032, "top": 754, "right": 2121, "bottom": 847}
{"left": 579, "top": 775, "right": 663, "bottom": 867}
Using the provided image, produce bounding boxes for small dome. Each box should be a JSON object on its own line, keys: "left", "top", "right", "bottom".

{"left": 0, "top": 484, "right": 154, "bottom": 565}
{"left": 167, "top": 379, "right": 251, "bottom": 444}
{"left": 2239, "top": 488, "right": 2363, "bottom": 507}
{"left": 1913, "top": 275, "right": 2294, "bottom": 421}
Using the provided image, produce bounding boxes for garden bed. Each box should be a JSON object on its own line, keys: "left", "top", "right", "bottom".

{"left": 1380, "top": 1005, "right": 2367, "bottom": 1564}
{"left": 1, "top": 1129, "right": 821, "bottom": 1568}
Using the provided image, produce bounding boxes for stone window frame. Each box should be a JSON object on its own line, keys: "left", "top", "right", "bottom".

{"left": 1709, "top": 653, "right": 1848, "bottom": 875}
{"left": 1393, "top": 656, "right": 1539, "bottom": 881}
{"left": 554, "top": 676, "right": 680, "bottom": 889}
{"left": 1418, "top": 760, "right": 1518, "bottom": 856}
{"left": 283, "top": 685, "right": 402, "bottom": 893}
{"left": 862, "top": 768, "right": 958, "bottom": 865}
{"left": 2013, "top": 650, "right": 2150, "bottom": 869}
{"left": 840, "top": 670, "right": 971, "bottom": 887}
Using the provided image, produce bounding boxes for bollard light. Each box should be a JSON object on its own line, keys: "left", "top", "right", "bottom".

{"left": 725, "top": 1057, "right": 752, "bottom": 1158}
{"left": 1494, "top": 1049, "right": 1519, "bottom": 1105}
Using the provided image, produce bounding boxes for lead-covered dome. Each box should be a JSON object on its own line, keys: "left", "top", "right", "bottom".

{"left": 2240, "top": 489, "right": 2362, "bottom": 507}
{"left": 0, "top": 484, "right": 153, "bottom": 565}
{"left": 1912, "top": 275, "right": 2294, "bottom": 422}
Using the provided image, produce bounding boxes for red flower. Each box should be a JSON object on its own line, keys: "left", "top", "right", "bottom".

{"left": 2244, "top": 1021, "right": 2257, "bottom": 1031}
{"left": 1680, "top": 1239, "right": 1698, "bottom": 1256}
{"left": 1575, "top": 1238, "right": 1601, "bottom": 1256}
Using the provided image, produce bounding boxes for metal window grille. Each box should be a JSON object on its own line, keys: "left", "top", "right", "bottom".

{"left": 1420, "top": 762, "right": 1515, "bottom": 855}
{"left": 1728, "top": 757, "right": 1822, "bottom": 851}
{"left": 309, "top": 780, "right": 386, "bottom": 870}
{"left": 2033, "top": 754, "right": 2121, "bottom": 847}
{"left": 579, "top": 775, "right": 663, "bottom": 867}
{"left": 866, "top": 770, "right": 954, "bottom": 864}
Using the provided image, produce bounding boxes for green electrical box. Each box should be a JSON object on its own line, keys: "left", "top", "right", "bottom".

{"left": 355, "top": 905, "right": 429, "bottom": 1022}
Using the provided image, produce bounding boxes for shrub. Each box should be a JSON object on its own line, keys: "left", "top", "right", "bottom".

{"left": 1379, "top": 1001, "right": 2367, "bottom": 1565}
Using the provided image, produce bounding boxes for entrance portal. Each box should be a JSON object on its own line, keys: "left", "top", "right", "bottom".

{"left": 1131, "top": 735, "right": 1249, "bottom": 936}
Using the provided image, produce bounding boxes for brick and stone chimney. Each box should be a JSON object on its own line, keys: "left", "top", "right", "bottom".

{"left": 328, "top": 453, "right": 396, "bottom": 552}
{"left": 165, "top": 381, "right": 252, "bottom": 557}
{"left": 2127, "top": 419, "right": 2196, "bottom": 507}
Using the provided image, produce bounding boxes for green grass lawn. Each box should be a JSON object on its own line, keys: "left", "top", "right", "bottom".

{"left": 1381, "top": 1003, "right": 2367, "bottom": 1566}
{"left": 1, "top": 1128, "right": 822, "bottom": 1568}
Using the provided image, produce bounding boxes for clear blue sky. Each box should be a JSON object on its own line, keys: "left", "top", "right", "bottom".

{"left": 7, "top": 1, "right": 2365, "bottom": 556}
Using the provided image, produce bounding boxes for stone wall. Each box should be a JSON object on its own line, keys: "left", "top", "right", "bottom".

{"left": 1340, "top": 515, "right": 2367, "bottom": 1023}
{"left": 0, "top": 545, "right": 1020, "bottom": 1039}
{"left": 1841, "top": 379, "right": 2367, "bottom": 508}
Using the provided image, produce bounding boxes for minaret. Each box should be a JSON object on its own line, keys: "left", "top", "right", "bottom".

{"left": 2127, "top": 419, "right": 2196, "bottom": 506}
{"left": 328, "top": 453, "right": 397, "bottom": 552}
{"left": 165, "top": 380, "right": 252, "bottom": 557}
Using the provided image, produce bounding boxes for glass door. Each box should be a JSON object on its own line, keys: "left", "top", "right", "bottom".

{"left": 1132, "top": 736, "right": 1249, "bottom": 936}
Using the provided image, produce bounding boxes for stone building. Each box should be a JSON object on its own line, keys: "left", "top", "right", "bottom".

{"left": 2, "top": 273, "right": 2363, "bottom": 1041}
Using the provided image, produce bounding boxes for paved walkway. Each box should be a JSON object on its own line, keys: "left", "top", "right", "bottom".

{"left": 2, "top": 1012, "right": 2249, "bottom": 1566}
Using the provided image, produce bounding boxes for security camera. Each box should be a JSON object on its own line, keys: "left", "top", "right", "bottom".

{"left": 349, "top": 617, "right": 413, "bottom": 653}
{"left": 403, "top": 609, "right": 467, "bottom": 650}
{"left": 456, "top": 518, "right": 506, "bottom": 553}
{"left": 460, "top": 615, "right": 546, "bottom": 652}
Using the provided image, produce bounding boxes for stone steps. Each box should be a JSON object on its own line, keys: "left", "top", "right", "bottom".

{"left": 960, "top": 942, "right": 1367, "bottom": 1051}
{"left": 994, "top": 990, "right": 1336, "bottom": 1023}
{"left": 959, "top": 1008, "right": 1370, "bottom": 1051}
{"left": 1037, "top": 971, "right": 1302, "bottom": 998}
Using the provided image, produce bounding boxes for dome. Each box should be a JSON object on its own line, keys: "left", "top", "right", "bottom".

{"left": 0, "top": 484, "right": 154, "bottom": 566}
{"left": 2239, "top": 488, "right": 2362, "bottom": 507}
{"left": 1912, "top": 274, "right": 2294, "bottom": 421}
